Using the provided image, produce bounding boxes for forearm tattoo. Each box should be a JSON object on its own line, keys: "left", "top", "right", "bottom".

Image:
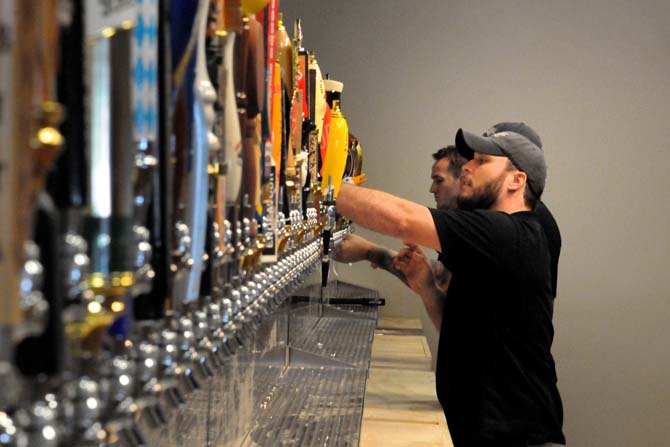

{"left": 366, "top": 247, "right": 408, "bottom": 285}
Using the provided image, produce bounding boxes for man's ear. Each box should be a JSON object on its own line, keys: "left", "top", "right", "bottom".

{"left": 507, "top": 171, "right": 527, "bottom": 192}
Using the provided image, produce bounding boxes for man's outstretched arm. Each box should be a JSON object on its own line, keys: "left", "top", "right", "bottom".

{"left": 334, "top": 233, "right": 409, "bottom": 286}
{"left": 337, "top": 184, "right": 442, "bottom": 252}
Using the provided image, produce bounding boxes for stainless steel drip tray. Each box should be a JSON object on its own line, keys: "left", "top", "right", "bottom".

{"left": 242, "top": 304, "right": 378, "bottom": 447}
{"left": 294, "top": 280, "right": 381, "bottom": 300}
{"left": 242, "top": 366, "right": 368, "bottom": 447}
{"left": 326, "top": 304, "right": 379, "bottom": 320}
{"left": 290, "top": 317, "right": 377, "bottom": 369}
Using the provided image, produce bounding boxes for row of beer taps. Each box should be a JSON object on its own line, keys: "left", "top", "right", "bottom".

{"left": 0, "top": 1, "right": 359, "bottom": 445}
{"left": 2, "top": 206, "right": 324, "bottom": 446}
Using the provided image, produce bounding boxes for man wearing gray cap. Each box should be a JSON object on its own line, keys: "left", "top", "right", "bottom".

{"left": 337, "top": 127, "right": 565, "bottom": 446}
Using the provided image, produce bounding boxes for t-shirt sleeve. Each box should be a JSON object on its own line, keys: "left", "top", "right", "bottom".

{"left": 429, "top": 208, "right": 517, "bottom": 273}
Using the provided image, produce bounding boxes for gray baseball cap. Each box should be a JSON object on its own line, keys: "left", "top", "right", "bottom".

{"left": 484, "top": 122, "right": 543, "bottom": 148}
{"left": 455, "top": 128, "right": 546, "bottom": 196}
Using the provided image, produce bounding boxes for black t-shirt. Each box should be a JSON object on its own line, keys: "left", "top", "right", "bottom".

{"left": 437, "top": 201, "right": 561, "bottom": 298}
{"left": 430, "top": 208, "right": 565, "bottom": 446}
{"left": 534, "top": 201, "right": 561, "bottom": 298}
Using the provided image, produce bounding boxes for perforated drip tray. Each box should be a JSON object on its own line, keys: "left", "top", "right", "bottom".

{"left": 148, "top": 284, "right": 381, "bottom": 446}
{"left": 253, "top": 364, "right": 285, "bottom": 408}
{"left": 291, "top": 317, "right": 377, "bottom": 368}
{"left": 327, "top": 304, "right": 379, "bottom": 320}
{"left": 242, "top": 297, "right": 378, "bottom": 447}
{"left": 242, "top": 367, "right": 368, "bottom": 447}
{"left": 294, "top": 280, "right": 381, "bottom": 300}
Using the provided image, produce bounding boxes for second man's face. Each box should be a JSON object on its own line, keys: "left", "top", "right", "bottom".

{"left": 430, "top": 158, "right": 460, "bottom": 210}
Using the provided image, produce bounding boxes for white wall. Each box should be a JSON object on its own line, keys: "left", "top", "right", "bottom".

{"left": 283, "top": 1, "right": 670, "bottom": 445}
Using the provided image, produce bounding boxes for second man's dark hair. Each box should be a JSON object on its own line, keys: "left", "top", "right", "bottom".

{"left": 432, "top": 145, "right": 467, "bottom": 179}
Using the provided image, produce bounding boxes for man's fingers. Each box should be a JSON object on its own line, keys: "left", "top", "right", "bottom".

{"left": 402, "top": 240, "right": 419, "bottom": 250}
{"left": 396, "top": 256, "right": 422, "bottom": 273}
{"left": 401, "top": 240, "right": 429, "bottom": 258}
{"left": 402, "top": 249, "right": 424, "bottom": 262}
{"left": 412, "top": 250, "right": 426, "bottom": 260}
{"left": 402, "top": 242, "right": 425, "bottom": 257}
{"left": 396, "top": 248, "right": 412, "bottom": 259}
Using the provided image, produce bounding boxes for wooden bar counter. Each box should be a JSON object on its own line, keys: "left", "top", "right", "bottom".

{"left": 360, "top": 317, "right": 454, "bottom": 447}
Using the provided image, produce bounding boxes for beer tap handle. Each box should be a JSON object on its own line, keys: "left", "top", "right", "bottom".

{"left": 321, "top": 178, "right": 337, "bottom": 288}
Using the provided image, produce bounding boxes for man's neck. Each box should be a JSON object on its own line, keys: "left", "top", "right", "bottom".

{"left": 492, "top": 194, "right": 530, "bottom": 214}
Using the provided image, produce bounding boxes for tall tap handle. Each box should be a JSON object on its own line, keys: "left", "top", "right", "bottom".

{"left": 293, "top": 18, "right": 303, "bottom": 50}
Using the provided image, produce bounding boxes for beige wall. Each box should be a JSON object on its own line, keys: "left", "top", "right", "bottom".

{"left": 284, "top": 1, "right": 670, "bottom": 445}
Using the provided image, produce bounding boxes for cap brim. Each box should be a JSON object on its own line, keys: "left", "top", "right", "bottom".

{"left": 455, "top": 128, "right": 506, "bottom": 160}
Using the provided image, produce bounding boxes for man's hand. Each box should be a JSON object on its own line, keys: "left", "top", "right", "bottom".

{"left": 336, "top": 234, "right": 410, "bottom": 284}
{"left": 334, "top": 233, "right": 377, "bottom": 263}
{"left": 394, "top": 242, "right": 447, "bottom": 331}
{"left": 393, "top": 243, "right": 435, "bottom": 294}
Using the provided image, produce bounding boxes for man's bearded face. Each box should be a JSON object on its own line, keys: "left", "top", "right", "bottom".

{"left": 457, "top": 153, "right": 511, "bottom": 210}
{"left": 457, "top": 170, "right": 506, "bottom": 210}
